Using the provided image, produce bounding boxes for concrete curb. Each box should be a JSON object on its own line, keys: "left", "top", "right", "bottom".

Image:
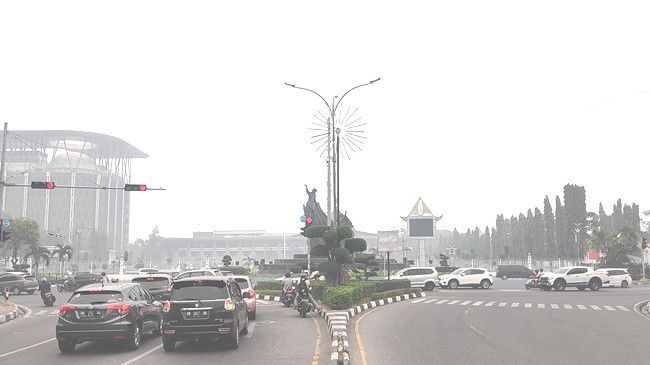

{"left": 323, "top": 291, "right": 427, "bottom": 365}
{"left": 0, "top": 303, "right": 20, "bottom": 325}
{"left": 255, "top": 294, "right": 282, "bottom": 302}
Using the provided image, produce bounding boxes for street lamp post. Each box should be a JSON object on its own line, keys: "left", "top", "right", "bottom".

{"left": 285, "top": 78, "right": 380, "bottom": 228}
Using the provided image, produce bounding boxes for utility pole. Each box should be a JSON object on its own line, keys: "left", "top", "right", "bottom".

{"left": 387, "top": 251, "right": 391, "bottom": 280}
{"left": 0, "top": 122, "right": 8, "bottom": 218}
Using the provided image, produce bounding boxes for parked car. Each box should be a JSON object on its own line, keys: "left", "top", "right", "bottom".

{"left": 62, "top": 273, "right": 102, "bottom": 291}
{"left": 158, "top": 270, "right": 180, "bottom": 278}
{"left": 161, "top": 276, "right": 249, "bottom": 351}
{"left": 132, "top": 274, "right": 173, "bottom": 301}
{"left": 495, "top": 265, "right": 534, "bottom": 280}
{"left": 393, "top": 267, "right": 439, "bottom": 291}
{"left": 595, "top": 268, "right": 631, "bottom": 288}
{"left": 55, "top": 282, "right": 163, "bottom": 353}
{"left": 539, "top": 266, "right": 609, "bottom": 291}
{"left": 232, "top": 275, "right": 257, "bottom": 319}
{"left": 439, "top": 268, "right": 494, "bottom": 289}
{"left": 0, "top": 273, "right": 39, "bottom": 295}
{"left": 173, "top": 269, "right": 222, "bottom": 280}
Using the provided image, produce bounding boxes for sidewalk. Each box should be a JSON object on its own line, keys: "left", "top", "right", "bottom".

{"left": 0, "top": 301, "right": 20, "bottom": 324}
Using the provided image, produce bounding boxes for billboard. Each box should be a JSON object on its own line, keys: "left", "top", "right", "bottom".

{"left": 409, "top": 217, "right": 434, "bottom": 238}
{"left": 377, "top": 230, "right": 399, "bottom": 252}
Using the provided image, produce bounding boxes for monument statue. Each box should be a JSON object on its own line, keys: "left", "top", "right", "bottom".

{"left": 302, "top": 184, "right": 354, "bottom": 228}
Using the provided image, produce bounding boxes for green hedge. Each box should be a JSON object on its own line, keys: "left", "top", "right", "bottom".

{"left": 436, "top": 266, "right": 459, "bottom": 275}
{"left": 254, "top": 281, "right": 282, "bottom": 290}
{"left": 319, "top": 280, "right": 413, "bottom": 309}
{"left": 311, "top": 281, "right": 329, "bottom": 300}
{"left": 370, "top": 288, "right": 421, "bottom": 301}
{"left": 375, "top": 279, "right": 411, "bottom": 292}
{"left": 257, "top": 289, "right": 282, "bottom": 297}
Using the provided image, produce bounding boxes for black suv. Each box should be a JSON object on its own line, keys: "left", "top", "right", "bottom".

{"left": 55, "top": 283, "right": 163, "bottom": 352}
{"left": 496, "top": 265, "right": 534, "bottom": 279}
{"left": 161, "top": 276, "right": 249, "bottom": 351}
{"left": 132, "top": 274, "right": 173, "bottom": 301}
{"left": 62, "top": 273, "right": 102, "bottom": 291}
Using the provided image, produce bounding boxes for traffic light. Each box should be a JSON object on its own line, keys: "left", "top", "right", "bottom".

{"left": 300, "top": 216, "right": 313, "bottom": 237}
{"left": 123, "top": 250, "right": 129, "bottom": 262}
{"left": 124, "top": 184, "right": 147, "bottom": 191}
{"left": 643, "top": 237, "right": 648, "bottom": 249}
{"left": 0, "top": 228, "right": 10, "bottom": 241}
{"left": 31, "top": 181, "right": 55, "bottom": 189}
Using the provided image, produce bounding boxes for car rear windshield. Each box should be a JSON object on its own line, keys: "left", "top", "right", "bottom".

{"left": 69, "top": 291, "right": 123, "bottom": 304}
{"left": 132, "top": 277, "right": 170, "bottom": 290}
{"left": 171, "top": 280, "right": 228, "bottom": 300}
{"left": 234, "top": 278, "right": 249, "bottom": 289}
{"left": 553, "top": 268, "right": 570, "bottom": 274}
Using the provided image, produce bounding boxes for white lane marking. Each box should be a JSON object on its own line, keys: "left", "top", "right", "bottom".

{"left": 498, "top": 302, "right": 507, "bottom": 307}
{"left": 616, "top": 306, "right": 630, "bottom": 312}
{"left": 411, "top": 299, "right": 426, "bottom": 304}
{"left": 245, "top": 322, "right": 256, "bottom": 338}
{"left": 524, "top": 303, "right": 532, "bottom": 308}
{"left": 447, "top": 300, "right": 460, "bottom": 305}
{"left": 472, "top": 301, "right": 484, "bottom": 306}
{"left": 435, "top": 299, "right": 449, "bottom": 304}
{"left": 257, "top": 299, "right": 270, "bottom": 304}
{"left": 0, "top": 338, "right": 56, "bottom": 359}
{"left": 577, "top": 305, "right": 587, "bottom": 310}
{"left": 469, "top": 325, "right": 486, "bottom": 337}
{"left": 551, "top": 304, "right": 559, "bottom": 309}
{"left": 50, "top": 310, "right": 59, "bottom": 315}
{"left": 590, "top": 305, "right": 602, "bottom": 311}
{"left": 564, "top": 304, "right": 573, "bottom": 310}
{"left": 120, "top": 344, "right": 163, "bottom": 365}
{"left": 603, "top": 305, "right": 615, "bottom": 311}
{"left": 16, "top": 304, "right": 31, "bottom": 318}
{"left": 35, "top": 310, "right": 48, "bottom": 316}
{"left": 511, "top": 303, "right": 519, "bottom": 308}
{"left": 423, "top": 299, "right": 438, "bottom": 304}
{"left": 460, "top": 301, "right": 472, "bottom": 306}
{"left": 538, "top": 304, "right": 545, "bottom": 309}
{"left": 485, "top": 301, "right": 495, "bottom": 307}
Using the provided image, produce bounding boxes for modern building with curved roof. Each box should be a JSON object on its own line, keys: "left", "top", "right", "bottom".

{"left": 1, "top": 130, "right": 148, "bottom": 266}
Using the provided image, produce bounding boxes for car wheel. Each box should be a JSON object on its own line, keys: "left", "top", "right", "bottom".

{"left": 227, "top": 321, "right": 240, "bottom": 349}
{"left": 589, "top": 279, "right": 601, "bottom": 291}
{"left": 424, "top": 282, "right": 436, "bottom": 291}
{"left": 27, "top": 290, "right": 35, "bottom": 295}
{"left": 448, "top": 280, "right": 459, "bottom": 289}
{"left": 502, "top": 275, "right": 508, "bottom": 280}
{"left": 480, "top": 280, "right": 491, "bottom": 289}
{"left": 248, "top": 310, "right": 256, "bottom": 320}
{"left": 58, "top": 340, "right": 76, "bottom": 353}
{"left": 11, "top": 287, "right": 21, "bottom": 295}
{"left": 577, "top": 285, "right": 587, "bottom": 291}
{"left": 152, "top": 317, "right": 162, "bottom": 336}
{"left": 126, "top": 324, "right": 141, "bottom": 350}
{"left": 621, "top": 280, "right": 629, "bottom": 288}
{"left": 553, "top": 280, "right": 566, "bottom": 291}
{"left": 162, "top": 337, "right": 175, "bottom": 352}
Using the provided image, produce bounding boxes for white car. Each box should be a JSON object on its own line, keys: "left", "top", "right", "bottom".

{"left": 596, "top": 268, "right": 632, "bottom": 288}
{"left": 173, "top": 269, "right": 222, "bottom": 280}
{"left": 539, "top": 266, "right": 609, "bottom": 291}
{"left": 394, "top": 267, "right": 439, "bottom": 291}
{"left": 439, "top": 268, "right": 494, "bottom": 289}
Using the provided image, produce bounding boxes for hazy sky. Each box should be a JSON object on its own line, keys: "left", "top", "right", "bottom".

{"left": 1, "top": 1, "right": 649, "bottom": 240}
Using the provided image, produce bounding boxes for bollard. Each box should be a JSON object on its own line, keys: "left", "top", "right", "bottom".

{"left": 3, "top": 286, "right": 9, "bottom": 301}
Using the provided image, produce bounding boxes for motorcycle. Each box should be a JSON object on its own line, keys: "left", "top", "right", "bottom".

{"left": 525, "top": 278, "right": 539, "bottom": 290}
{"left": 42, "top": 291, "right": 56, "bottom": 307}
{"left": 297, "top": 292, "right": 313, "bottom": 318}
{"left": 282, "top": 287, "right": 296, "bottom": 308}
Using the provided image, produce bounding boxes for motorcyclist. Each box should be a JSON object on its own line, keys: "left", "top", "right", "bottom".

{"left": 100, "top": 272, "right": 110, "bottom": 285}
{"left": 38, "top": 278, "right": 52, "bottom": 300}
{"left": 282, "top": 272, "right": 294, "bottom": 295}
{"left": 294, "top": 273, "right": 319, "bottom": 312}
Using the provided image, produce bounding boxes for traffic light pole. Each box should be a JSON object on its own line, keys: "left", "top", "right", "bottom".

{"left": 0, "top": 122, "right": 8, "bottom": 218}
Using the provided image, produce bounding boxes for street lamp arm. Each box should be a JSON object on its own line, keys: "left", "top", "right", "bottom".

{"left": 334, "top": 77, "right": 381, "bottom": 113}
{"left": 284, "top": 82, "right": 332, "bottom": 114}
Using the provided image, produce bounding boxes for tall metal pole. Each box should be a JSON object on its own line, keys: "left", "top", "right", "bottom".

{"left": 326, "top": 117, "right": 332, "bottom": 228}
{"left": 0, "top": 122, "right": 8, "bottom": 218}
{"left": 335, "top": 128, "right": 341, "bottom": 228}
{"left": 331, "top": 97, "right": 338, "bottom": 228}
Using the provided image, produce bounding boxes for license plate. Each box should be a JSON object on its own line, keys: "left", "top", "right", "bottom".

{"left": 184, "top": 310, "right": 209, "bottom": 319}
{"left": 78, "top": 310, "right": 102, "bottom": 318}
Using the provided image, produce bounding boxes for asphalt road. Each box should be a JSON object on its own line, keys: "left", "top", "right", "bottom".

{"left": 350, "top": 279, "right": 650, "bottom": 365}
{"left": 1, "top": 292, "right": 327, "bottom": 365}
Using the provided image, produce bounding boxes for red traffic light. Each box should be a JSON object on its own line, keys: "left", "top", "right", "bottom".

{"left": 124, "top": 184, "right": 147, "bottom": 191}
{"left": 31, "top": 181, "right": 56, "bottom": 189}
{"left": 306, "top": 216, "right": 313, "bottom": 224}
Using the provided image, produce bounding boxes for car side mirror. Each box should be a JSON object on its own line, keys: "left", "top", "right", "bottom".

{"left": 242, "top": 292, "right": 250, "bottom": 299}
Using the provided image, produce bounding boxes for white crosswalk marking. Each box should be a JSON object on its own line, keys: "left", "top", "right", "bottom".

{"left": 424, "top": 299, "right": 438, "bottom": 304}
{"left": 436, "top": 299, "right": 449, "bottom": 304}
{"left": 498, "top": 302, "right": 507, "bottom": 307}
{"left": 538, "top": 304, "right": 545, "bottom": 309}
{"left": 460, "top": 300, "right": 472, "bottom": 306}
{"left": 411, "top": 299, "right": 426, "bottom": 304}
{"left": 50, "top": 310, "right": 59, "bottom": 315}
{"left": 485, "top": 301, "right": 495, "bottom": 307}
{"left": 472, "top": 301, "right": 484, "bottom": 306}
{"left": 603, "top": 305, "right": 615, "bottom": 311}
{"left": 616, "top": 306, "right": 630, "bottom": 312}
{"left": 524, "top": 303, "right": 532, "bottom": 308}
{"left": 577, "top": 305, "right": 587, "bottom": 310}
{"left": 550, "top": 304, "right": 559, "bottom": 309}
{"left": 590, "top": 305, "right": 601, "bottom": 311}
{"left": 564, "top": 304, "right": 573, "bottom": 310}
{"left": 447, "top": 300, "right": 460, "bottom": 305}
{"left": 511, "top": 303, "right": 519, "bottom": 307}
{"left": 36, "top": 310, "right": 48, "bottom": 316}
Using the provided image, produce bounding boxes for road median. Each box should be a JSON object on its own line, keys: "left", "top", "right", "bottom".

{"left": 0, "top": 302, "right": 21, "bottom": 325}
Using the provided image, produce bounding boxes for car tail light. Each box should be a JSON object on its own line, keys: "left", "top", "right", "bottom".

{"left": 59, "top": 304, "right": 76, "bottom": 315}
{"left": 162, "top": 301, "right": 171, "bottom": 313}
{"left": 21, "top": 279, "right": 29, "bottom": 285}
{"left": 106, "top": 303, "right": 132, "bottom": 316}
{"left": 224, "top": 298, "right": 235, "bottom": 311}
{"left": 166, "top": 283, "right": 173, "bottom": 292}
{"left": 248, "top": 289, "right": 256, "bottom": 299}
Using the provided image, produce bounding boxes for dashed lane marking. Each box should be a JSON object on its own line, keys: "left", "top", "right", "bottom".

{"left": 512, "top": 303, "right": 520, "bottom": 308}
{"left": 524, "top": 303, "right": 532, "bottom": 308}
{"left": 423, "top": 299, "right": 438, "bottom": 304}
{"left": 617, "top": 306, "right": 630, "bottom": 312}
{"left": 411, "top": 299, "right": 426, "bottom": 304}
{"left": 460, "top": 300, "right": 472, "bottom": 306}
{"left": 120, "top": 344, "right": 163, "bottom": 365}
{"left": 564, "top": 304, "right": 573, "bottom": 310}
{"left": 485, "top": 301, "right": 495, "bottom": 307}
{"left": 590, "top": 305, "right": 602, "bottom": 311}
{"left": 50, "top": 310, "right": 59, "bottom": 315}
{"left": 435, "top": 299, "right": 449, "bottom": 304}
{"left": 447, "top": 300, "right": 460, "bottom": 305}
{"left": 35, "top": 310, "right": 48, "bottom": 316}
{"left": 538, "top": 304, "right": 545, "bottom": 309}
{"left": 603, "top": 306, "right": 615, "bottom": 311}
{"left": 472, "top": 301, "right": 484, "bottom": 306}
{"left": 498, "top": 302, "right": 507, "bottom": 307}
{"left": 577, "top": 305, "right": 587, "bottom": 310}
{"left": 0, "top": 338, "right": 56, "bottom": 359}
{"left": 551, "top": 304, "right": 559, "bottom": 309}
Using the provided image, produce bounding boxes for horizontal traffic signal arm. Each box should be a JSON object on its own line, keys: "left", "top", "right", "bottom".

{"left": 1, "top": 182, "right": 165, "bottom": 190}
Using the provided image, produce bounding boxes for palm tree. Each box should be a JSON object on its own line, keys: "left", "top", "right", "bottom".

{"left": 24, "top": 245, "right": 51, "bottom": 276}
{"left": 53, "top": 244, "right": 74, "bottom": 275}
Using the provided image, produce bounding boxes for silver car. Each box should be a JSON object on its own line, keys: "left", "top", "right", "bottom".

{"left": 394, "top": 267, "right": 439, "bottom": 291}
